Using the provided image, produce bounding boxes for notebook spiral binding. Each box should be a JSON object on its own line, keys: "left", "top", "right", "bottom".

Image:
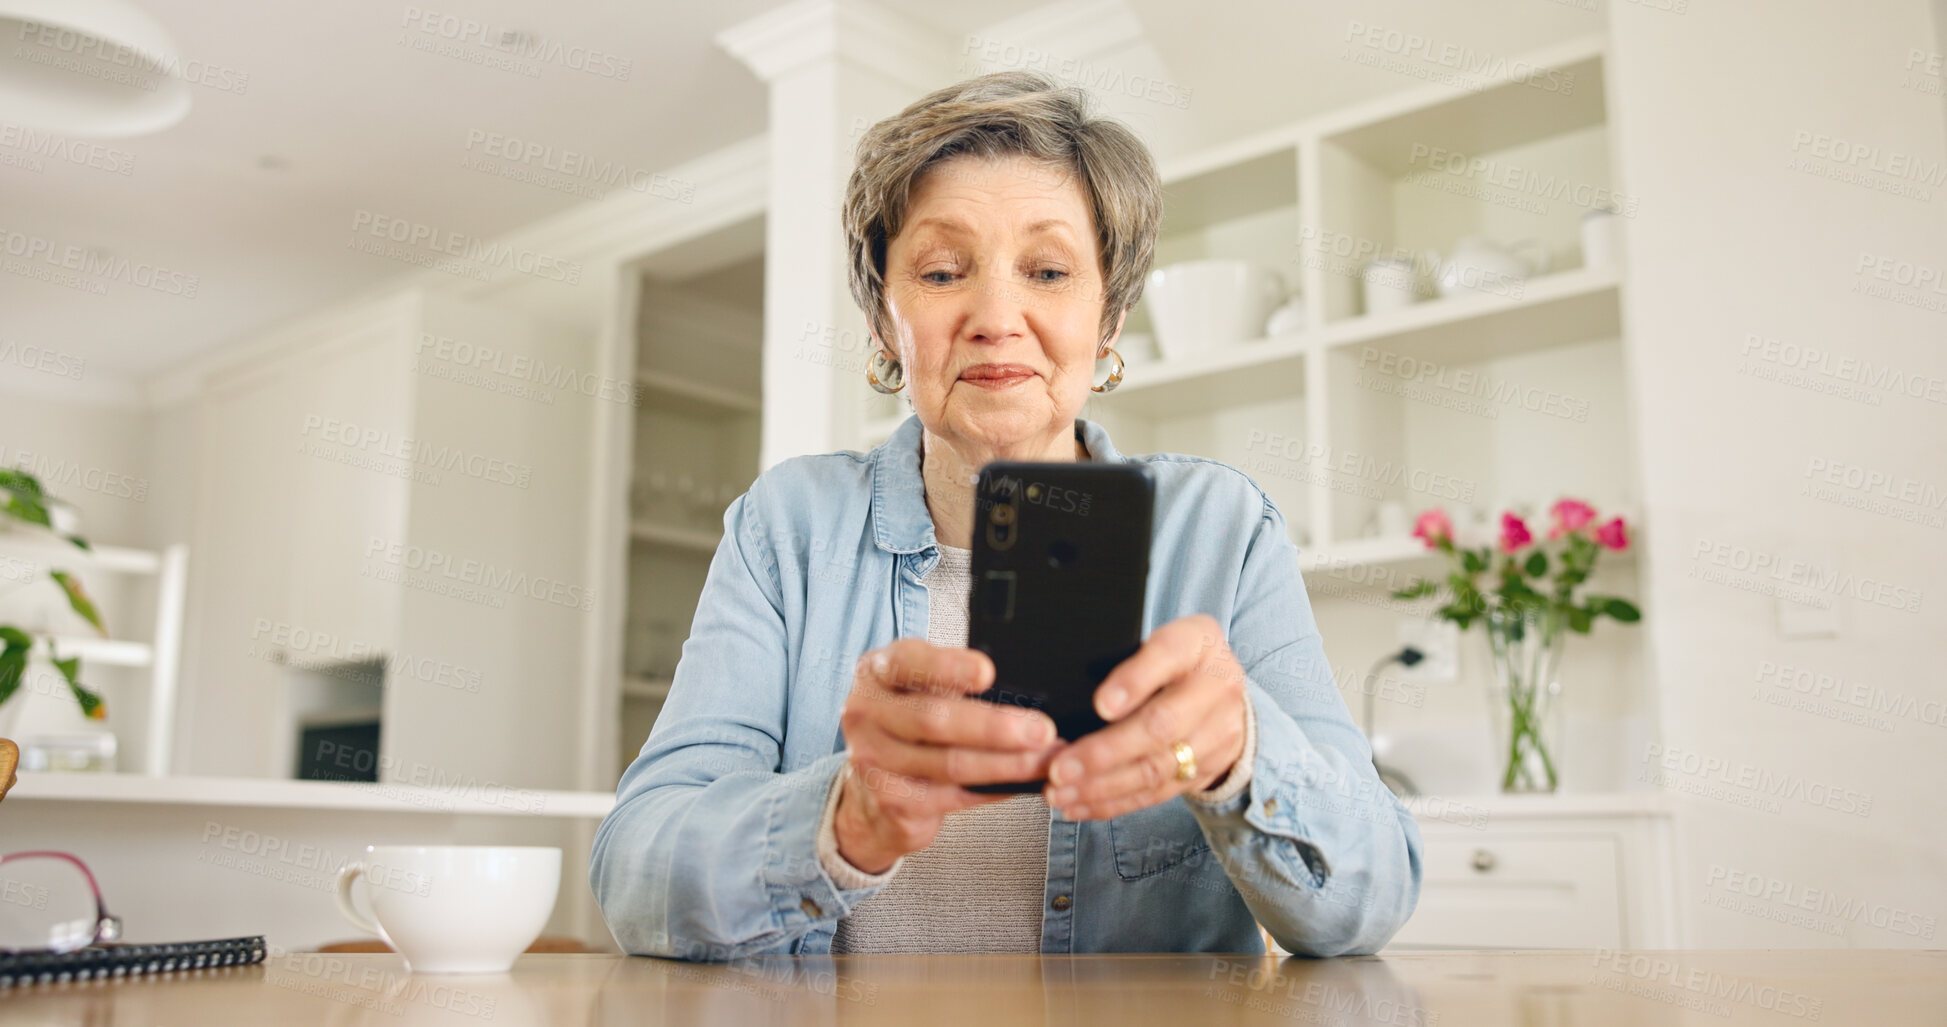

{"left": 0, "top": 936, "right": 267, "bottom": 988}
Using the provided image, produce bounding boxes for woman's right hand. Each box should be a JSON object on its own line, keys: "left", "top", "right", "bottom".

{"left": 833, "top": 639, "right": 1064, "bottom": 873}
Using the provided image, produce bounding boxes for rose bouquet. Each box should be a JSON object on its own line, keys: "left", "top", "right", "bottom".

{"left": 1391, "top": 498, "right": 1640, "bottom": 791}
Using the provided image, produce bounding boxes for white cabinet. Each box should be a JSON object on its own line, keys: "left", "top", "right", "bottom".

{"left": 1386, "top": 795, "right": 1677, "bottom": 950}
{"left": 608, "top": 245, "right": 765, "bottom": 783}
{"left": 181, "top": 359, "right": 311, "bottom": 778}
{"left": 177, "top": 291, "right": 598, "bottom": 789}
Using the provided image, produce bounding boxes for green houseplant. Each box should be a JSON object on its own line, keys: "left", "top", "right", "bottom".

{"left": 0, "top": 469, "right": 109, "bottom": 721}
{"left": 1391, "top": 499, "right": 1641, "bottom": 792}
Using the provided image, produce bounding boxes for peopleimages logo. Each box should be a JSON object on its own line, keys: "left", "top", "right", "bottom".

{"left": 399, "top": 6, "right": 632, "bottom": 80}
{"left": 1640, "top": 742, "right": 1874, "bottom": 818}
{"left": 1688, "top": 537, "right": 1923, "bottom": 613}
{"left": 298, "top": 414, "right": 533, "bottom": 488}
{"left": 1341, "top": 21, "right": 1575, "bottom": 94}
{"left": 362, "top": 537, "right": 594, "bottom": 612}
{"left": 13, "top": 19, "right": 250, "bottom": 94}
{"left": 347, "top": 209, "right": 583, "bottom": 285}
{"left": 0, "top": 122, "right": 136, "bottom": 176}
{"left": 0, "top": 226, "right": 199, "bottom": 297}
{"left": 462, "top": 129, "right": 694, "bottom": 202}
{"left": 1738, "top": 332, "right": 1947, "bottom": 406}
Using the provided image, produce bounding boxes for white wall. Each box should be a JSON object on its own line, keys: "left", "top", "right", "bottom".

{"left": 1609, "top": 0, "right": 1947, "bottom": 946}
{"left": 0, "top": 388, "right": 155, "bottom": 550}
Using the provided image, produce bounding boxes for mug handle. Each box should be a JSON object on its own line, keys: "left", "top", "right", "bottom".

{"left": 334, "top": 861, "right": 383, "bottom": 935}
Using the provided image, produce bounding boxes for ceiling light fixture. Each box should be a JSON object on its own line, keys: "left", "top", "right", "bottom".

{"left": 0, "top": 0, "right": 191, "bottom": 137}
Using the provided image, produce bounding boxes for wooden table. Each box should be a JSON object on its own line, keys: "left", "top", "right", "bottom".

{"left": 3, "top": 949, "right": 1942, "bottom": 1025}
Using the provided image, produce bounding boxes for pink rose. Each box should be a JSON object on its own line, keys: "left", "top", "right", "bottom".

{"left": 1413, "top": 508, "right": 1452, "bottom": 548}
{"left": 1499, "top": 512, "right": 1533, "bottom": 553}
{"left": 1549, "top": 498, "right": 1597, "bottom": 539}
{"left": 1595, "top": 516, "right": 1629, "bottom": 551}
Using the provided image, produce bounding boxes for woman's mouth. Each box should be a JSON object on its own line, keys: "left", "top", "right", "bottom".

{"left": 960, "top": 363, "right": 1037, "bottom": 389}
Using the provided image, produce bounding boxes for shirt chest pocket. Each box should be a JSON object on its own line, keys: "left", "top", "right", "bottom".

{"left": 1107, "top": 800, "right": 1212, "bottom": 880}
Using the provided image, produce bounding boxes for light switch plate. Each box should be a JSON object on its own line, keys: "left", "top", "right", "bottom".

{"left": 1396, "top": 619, "right": 1459, "bottom": 683}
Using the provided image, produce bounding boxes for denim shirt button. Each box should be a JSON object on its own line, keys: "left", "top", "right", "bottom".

{"left": 800, "top": 897, "right": 823, "bottom": 919}
{"left": 1263, "top": 797, "right": 1279, "bottom": 817}
{"left": 1051, "top": 895, "right": 1072, "bottom": 911}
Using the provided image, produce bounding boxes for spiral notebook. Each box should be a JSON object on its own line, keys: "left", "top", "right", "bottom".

{"left": 0, "top": 935, "right": 266, "bottom": 987}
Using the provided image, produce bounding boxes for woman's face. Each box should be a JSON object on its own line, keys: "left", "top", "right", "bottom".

{"left": 878, "top": 154, "right": 1122, "bottom": 455}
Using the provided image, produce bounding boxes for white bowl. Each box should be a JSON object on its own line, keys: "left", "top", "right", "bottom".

{"left": 1142, "top": 260, "right": 1286, "bottom": 361}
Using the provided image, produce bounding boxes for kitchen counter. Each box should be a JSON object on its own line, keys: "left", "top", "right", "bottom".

{"left": 3, "top": 949, "right": 1939, "bottom": 1025}
{"left": 5, "top": 770, "right": 616, "bottom": 817}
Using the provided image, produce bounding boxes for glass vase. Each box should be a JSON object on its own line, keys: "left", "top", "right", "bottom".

{"left": 1483, "top": 605, "right": 1566, "bottom": 793}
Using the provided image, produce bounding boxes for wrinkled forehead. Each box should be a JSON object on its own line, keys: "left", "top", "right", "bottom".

{"left": 896, "top": 153, "right": 1096, "bottom": 247}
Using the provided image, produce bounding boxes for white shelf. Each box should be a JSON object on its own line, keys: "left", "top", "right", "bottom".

{"left": 1105, "top": 269, "right": 1619, "bottom": 423}
{"left": 621, "top": 676, "right": 672, "bottom": 701}
{"left": 628, "top": 520, "right": 721, "bottom": 554}
{"left": 1403, "top": 790, "right": 1671, "bottom": 821}
{"left": 1110, "top": 336, "right": 1311, "bottom": 419}
{"left": 1319, "top": 41, "right": 1608, "bottom": 176}
{"left": 1317, "top": 267, "right": 1622, "bottom": 365}
{"left": 46, "top": 636, "right": 154, "bottom": 667}
{"left": 0, "top": 537, "right": 162, "bottom": 574}
{"left": 1302, "top": 532, "right": 1637, "bottom": 577}
{"left": 1299, "top": 535, "right": 1431, "bottom": 573}
{"left": 9, "top": 770, "right": 618, "bottom": 818}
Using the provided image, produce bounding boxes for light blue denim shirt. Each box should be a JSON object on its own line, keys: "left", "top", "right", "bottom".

{"left": 590, "top": 414, "right": 1422, "bottom": 959}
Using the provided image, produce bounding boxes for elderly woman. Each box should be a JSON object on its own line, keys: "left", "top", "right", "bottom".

{"left": 591, "top": 72, "right": 1422, "bottom": 959}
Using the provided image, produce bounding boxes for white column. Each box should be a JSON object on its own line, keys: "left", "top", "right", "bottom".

{"left": 718, "top": 0, "right": 956, "bottom": 469}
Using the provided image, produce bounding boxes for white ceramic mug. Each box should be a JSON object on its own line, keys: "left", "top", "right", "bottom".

{"left": 334, "top": 845, "right": 560, "bottom": 973}
{"left": 1581, "top": 209, "right": 1621, "bottom": 270}
{"left": 1362, "top": 258, "right": 1419, "bottom": 315}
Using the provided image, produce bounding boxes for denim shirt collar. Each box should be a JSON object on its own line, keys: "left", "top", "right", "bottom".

{"left": 867, "top": 413, "right": 1126, "bottom": 555}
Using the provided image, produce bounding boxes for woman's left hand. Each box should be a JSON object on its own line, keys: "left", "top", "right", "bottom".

{"left": 1041, "top": 614, "right": 1249, "bottom": 821}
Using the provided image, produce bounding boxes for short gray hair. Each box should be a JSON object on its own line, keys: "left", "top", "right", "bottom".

{"left": 842, "top": 71, "right": 1163, "bottom": 354}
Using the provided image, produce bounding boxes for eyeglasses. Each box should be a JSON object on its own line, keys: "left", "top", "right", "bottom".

{"left": 0, "top": 851, "right": 121, "bottom": 954}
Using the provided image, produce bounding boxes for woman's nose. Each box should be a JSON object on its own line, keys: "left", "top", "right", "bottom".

{"left": 960, "top": 272, "right": 1030, "bottom": 343}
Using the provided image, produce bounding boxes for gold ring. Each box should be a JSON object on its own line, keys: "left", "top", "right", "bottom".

{"left": 1171, "top": 740, "right": 1197, "bottom": 782}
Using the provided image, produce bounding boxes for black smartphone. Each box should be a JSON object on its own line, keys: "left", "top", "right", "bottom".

{"left": 964, "top": 461, "right": 1154, "bottom": 794}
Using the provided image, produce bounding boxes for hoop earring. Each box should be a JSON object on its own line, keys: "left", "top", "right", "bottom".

{"left": 1091, "top": 346, "right": 1124, "bottom": 394}
{"left": 866, "top": 347, "right": 904, "bottom": 394}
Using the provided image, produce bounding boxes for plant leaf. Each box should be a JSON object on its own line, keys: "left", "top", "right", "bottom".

{"left": 2, "top": 488, "right": 52, "bottom": 529}
{"left": 1461, "top": 549, "right": 1486, "bottom": 574}
{"left": 49, "top": 571, "right": 107, "bottom": 635}
{"left": 50, "top": 652, "right": 105, "bottom": 720}
{"left": 0, "top": 469, "right": 45, "bottom": 498}
{"left": 1525, "top": 551, "right": 1548, "bottom": 577}
{"left": 1568, "top": 607, "right": 1593, "bottom": 633}
{"left": 1391, "top": 580, "right": 1438, "bottom": 600}
{"left": 0, "top": 636, "right": 27, "bottom": 708}
{"left": 1603, "top": 597, "right": 1642, "bottom": 622}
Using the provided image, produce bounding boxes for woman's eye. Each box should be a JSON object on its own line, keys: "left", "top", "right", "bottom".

{"left": 921, "top": 270, "right": 956, "bottom": 285}
{"left": 1032, "top": 268, "right": 1068, "bottom": 283}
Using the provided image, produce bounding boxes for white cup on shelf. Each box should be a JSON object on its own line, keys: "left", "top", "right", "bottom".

{"left": 1581, "top": 208, "right": 1622, "bottom": 271}
{"left": 1361, "top": 258, "right": 1419, "bottom": 315}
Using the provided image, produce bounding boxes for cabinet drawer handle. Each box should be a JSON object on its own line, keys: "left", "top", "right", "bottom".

{"left": 1470, "top": 849, "right": 1496, "bottom": 873}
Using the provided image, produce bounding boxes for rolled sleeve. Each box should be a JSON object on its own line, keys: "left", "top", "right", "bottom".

{"left": 590, "top": 489, "right": 891, "bottom": 960}
{"left": 1181, "top": 494, "right": 1424, "bottom": 957}
{"left": 815, "top": 760, "right": 903, "bottom": 890}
